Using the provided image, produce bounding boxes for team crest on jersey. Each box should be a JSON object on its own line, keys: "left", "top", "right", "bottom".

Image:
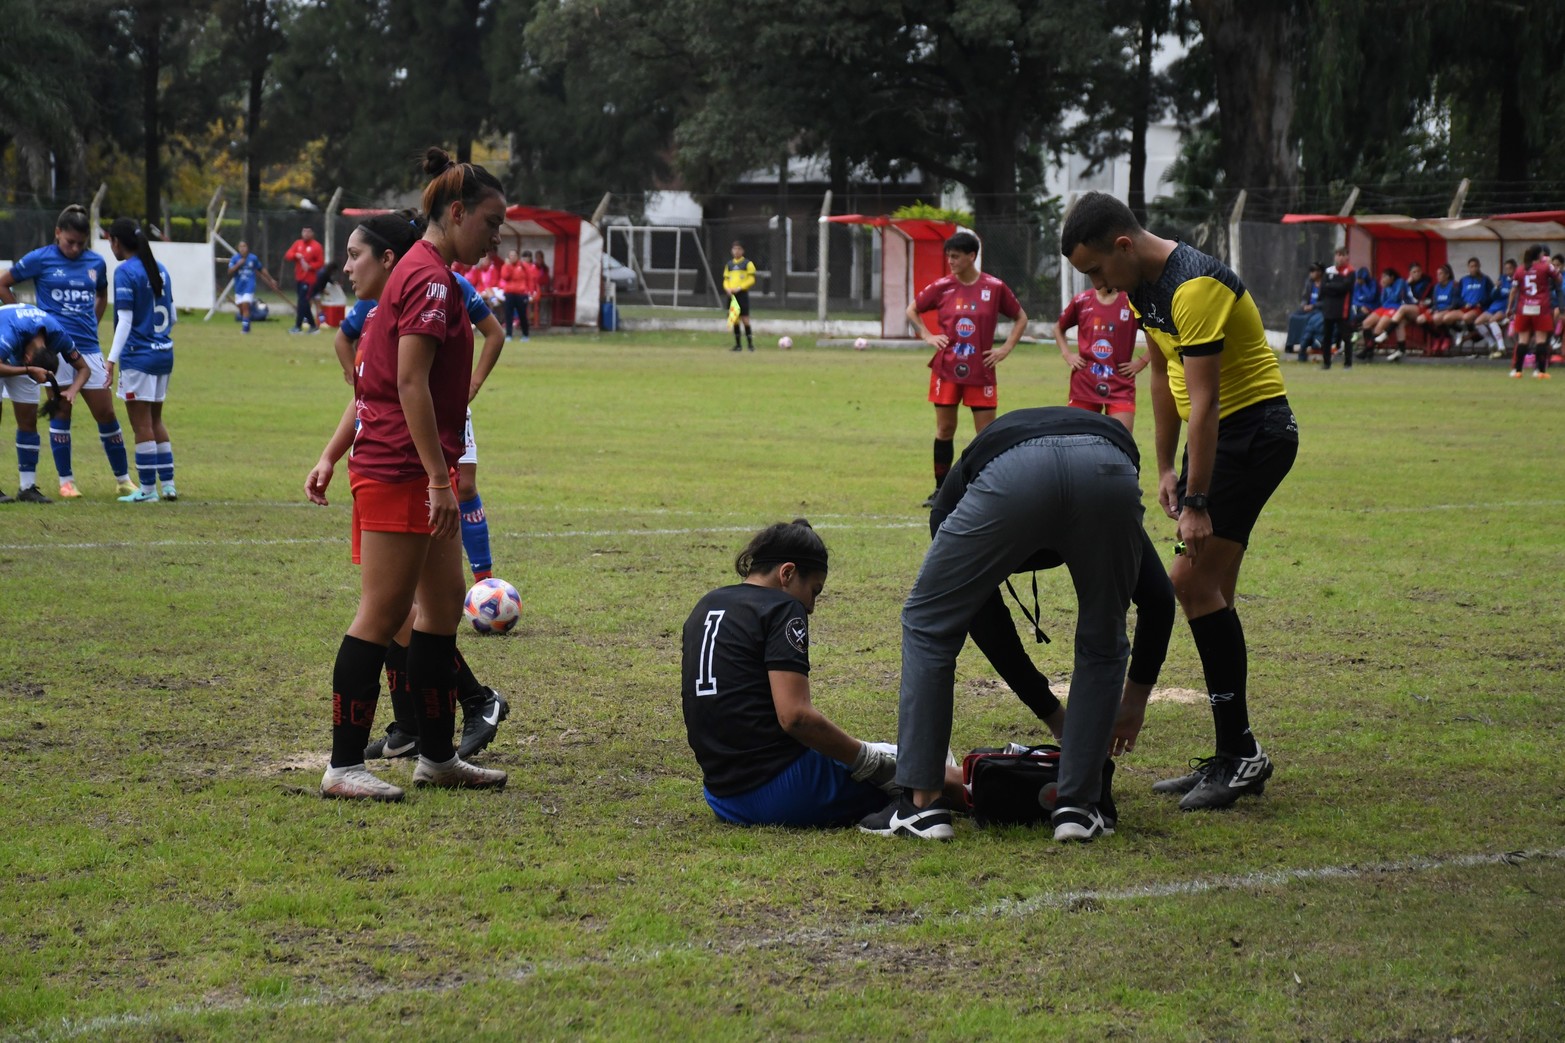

{"left": 980, "top": 288, "right": 991, "bottom": 301}
{"left": 786, "top": 617, "right": 808, "bottom": 653}
{"left": 1120, "top": 308, "right": 1130, "bottom": 321}
{"left": 955, "top": 317, "right": 976, "bottom": 338}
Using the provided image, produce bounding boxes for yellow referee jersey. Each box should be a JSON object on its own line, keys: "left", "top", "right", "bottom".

{"left": 723, "top": 258, "right": 757, "bottom": 294}
{"left": 1126, "top": 243, "right": 1285, "bottom": 420}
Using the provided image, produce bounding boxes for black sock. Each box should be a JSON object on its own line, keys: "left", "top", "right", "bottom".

{"left": 455, "top": 646, "right": 486, "bottom": 707}
{"left": 1187, "top": 607, "right": 1256, "bottom": 757}
{"left": 409, "top": 629, "right": 459, "bottom": 762}
{"left": 331, "top": 634, "right": 387, "bottom": 767}
{"left": 745, "top": 325, "right": 754, "bottom": 347}
{"left": 384, "top": 639, "right": 417, "bottom": 732}
{"left": 933, "top": 438, "right": 954, "bottom": 486}
{"left": 733, "top": 326, "right": 742, "bottom": 347}
{"left": 1515, "top": 341, "right": 1529, "bottom": 371}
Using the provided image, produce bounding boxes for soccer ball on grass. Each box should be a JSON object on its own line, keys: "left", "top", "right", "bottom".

{"left": 778, "top": 336, "right": 793, "bottom": 350}
{"left": 463, "top": 578, "right": 523, "bottom": 635}
{"left": 853, "top": 337, "right": 869, "bottom": 350}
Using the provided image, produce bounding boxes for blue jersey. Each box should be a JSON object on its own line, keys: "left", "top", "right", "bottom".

{"left": 1405, "top": 275, "right": 1431, "bottom": 305}
{"left": 1352, "top": 270, "right": 1378, "bottom": 310}
{"left": 1488, "top": 274, "right": 1514, "bottom": 313}
{"left": 340, "top": 272, "right": 490, "bottom": 343}
{"left": 1459, "top": 274, "right": 1493, "bottom": 308}
{"left": 8, "top": 244, "right": 107, "bottom": 353}
{"left": 1430, "top": 281, "right": 1460, "bottom": 311}
{"left": 1303, "top": 281, "right": 1320, "bottom": 307}
{"left": 1377, "top": 279, "right": 1406, "bottom": 310}
{"left": 0, "top": 303, "right": 79, "bottom": 368}
{"left": 113, "top": 256, "right": 175, "bottom": 375}
{"left": 228, "top": 253, "right": 262, "bottom": 295}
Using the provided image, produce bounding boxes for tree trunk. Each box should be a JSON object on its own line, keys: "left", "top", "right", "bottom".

{"left": 1494, "top": 49, "right": 1527, "bottom": 181}
{"left": 1189, "top": 0, "right": 1301, "bottom": 213}
{"left": 1128, "top": 13, "right": 1156, "bottom": 225}
{"left": 141, "top": 22, "right": 161, "bottom": 226}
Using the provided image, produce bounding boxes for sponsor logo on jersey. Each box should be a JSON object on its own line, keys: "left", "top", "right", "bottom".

{"left": 418, "top": 308, "right": 444, "bottom": 325}
{"left": 1090, "top": 338, "right": 1113, "bottom": 360}
{"left": 954, "top": 362, "right": 970, "bottom": 379}
{"left": 954, "top": 317, "right": 976, "bottom": 338}
{"left": 785, "top": 617, "right": 808, "bottom": 653}
{"left": 1095, "top": 381, "right": 1110, "bottom": 397}
{"left": 425, "top": 282, "right": 449, "bottom": 301}
{"left": 953, "top": 341, "right": 976, "bottom": 358}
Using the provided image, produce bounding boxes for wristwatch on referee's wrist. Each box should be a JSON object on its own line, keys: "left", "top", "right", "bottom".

{"left": 1181, "top": 492, "right": 1210, "bottom": 511}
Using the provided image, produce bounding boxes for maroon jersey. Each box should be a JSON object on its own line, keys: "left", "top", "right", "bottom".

{"left": 915, "top": 271, "right": 1021, "bottom": 386}
{"left": 1058, "top": 290, "right": 1139, "bottom": 405}
{"left": 1516, "top": 259, "right": 1560, "bottom": 314}
{"left": 349, "top": 239, "right": 472, "bottom": 483}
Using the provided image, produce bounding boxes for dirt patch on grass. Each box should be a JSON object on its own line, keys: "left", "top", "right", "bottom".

{"left": 1149, "top": 686, "right": 1206, "bottom": 704}
{"left": 259, "top": 752, "right": 330, "bottom": 775}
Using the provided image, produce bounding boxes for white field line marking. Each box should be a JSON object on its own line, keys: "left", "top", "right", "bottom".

{"left": 6, "top": 497, "right": 1564, "bottom": 553}
{"left": 22, "top": 847, "right": 1564, "bottom": 1042}
{"left": 0, "top": 522, "right": 928, "bottom": 553}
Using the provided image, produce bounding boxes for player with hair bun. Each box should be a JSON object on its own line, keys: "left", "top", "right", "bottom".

{"left": 306, "top": 148, "right": 509, "bottom": 801}
{"left": 681, "top": 520, "right": 962, "bottom": 828}
{"left": 324, "top": 208, "right": 511, "bottom": 763}
{"left": 906, "top": 231, "right": 1028, "bottom": 506}
{"left": 0, "top": 204, "right": 133, "bottom": 500}
{"left": 1508, "top": 243, "right": 1560, "bottom": 379}
{"left": 105, "top": 217, "right": 178, "bottom": 503}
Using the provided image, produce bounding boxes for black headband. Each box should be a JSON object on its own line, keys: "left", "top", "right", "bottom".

{"left": 355, "top": 223, "right": 394, "bottom": 258}
{"left": 752, "top": 556, "right": 828, "bottom": 574}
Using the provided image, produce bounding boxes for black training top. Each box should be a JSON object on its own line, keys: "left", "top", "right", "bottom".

{"left": 681, "top": 583, "right": 812, "bottom": 796}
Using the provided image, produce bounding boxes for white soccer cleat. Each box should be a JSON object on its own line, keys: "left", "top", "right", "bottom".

{"left": 320, "top": 763, "right": 405, "bottom": 802}
{"left": 412, "top": 754, "right": 508, "bottom": 791}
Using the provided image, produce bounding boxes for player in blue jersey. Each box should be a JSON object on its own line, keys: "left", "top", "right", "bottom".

{"left": 0, "top": 204, "right": 134, "bottom": 500}
{"left": 0, "top": 304, "right": 90, "bottom": 502}
{"left": 1482, "top": 259, "right": 1517, "bottom": 358}
{"left": 226, "top": 241, "right": 283, "bottom": 334}
{"left": 104, "top": 218, "right": 178, "bottom": 503}
{"left": 1455, "top": 258, "right": 1495, "bottom": 354}
{"left": 316, "top": 209, "right": 510, "bottom": 764}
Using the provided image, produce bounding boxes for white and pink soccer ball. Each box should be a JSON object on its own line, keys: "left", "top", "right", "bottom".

{"left": 854, "top": 337, "right": 869, "bottom": 350}
{"left": 778, "top": 336, "right": 794, "bottom": 350}
{"left": 463, "top": 578, "right": 523, "bottom": 635}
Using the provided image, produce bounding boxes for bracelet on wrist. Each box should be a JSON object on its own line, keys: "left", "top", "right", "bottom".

{"left": 427, "top": 482, "right": 451, "bottom": 490}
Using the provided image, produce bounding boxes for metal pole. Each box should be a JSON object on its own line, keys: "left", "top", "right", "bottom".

{"left": 1337, "top": 187, "right": 1359, "bottom": 217}
{"left": 1060, "top": 191, "right": 1079, "bottom": 318}
{"left": 324, "top": 186, "right": 343, "bottom": 264}
{"left": 1448, "top": 178, "right": 1470, "bottom": 219}
{"left": 817, "top": 189, "right": 832, "bottom": 322}
{"left": 89, "top": 183, "right": 107, "bottom": 243}
{"left": 1227, "top": 189, "right": 1248, "bottom": 277}
{"left": 590, "top": 192, "right": 612, "bottom": 225}
{"left": 673, "top": 227, "right": 682, "bottom": 308}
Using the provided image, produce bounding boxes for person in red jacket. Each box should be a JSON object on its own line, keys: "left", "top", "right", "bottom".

{"left": 500, "top": 250, "right": 531, "bottom": 340}
{"left": 284, "top": 226, "right": 324, "bottom": 333}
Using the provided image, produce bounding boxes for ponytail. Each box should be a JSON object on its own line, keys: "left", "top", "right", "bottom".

{"left": 109, "top": 216, "right": 163, "bottom": 298}
{"left": 419, "top": 146, "right": 503, "bottom": 227}
{"left": 735, "top": 519, "right": 829, "bottom": 579}
{"left": 56, "top": 204, "right": 91, "bottom": 237}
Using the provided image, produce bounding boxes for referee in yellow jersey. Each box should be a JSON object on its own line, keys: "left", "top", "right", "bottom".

{"left": 1061, "top": 192, "right": 1298, "bottom": 813}
{"left": 723, "top": 241, "right": 757, "bottom": 351}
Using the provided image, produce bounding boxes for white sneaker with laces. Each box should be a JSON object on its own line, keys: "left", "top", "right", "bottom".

{"left": 320, "top": 763, "right": 405, "bottom": 801}
{"left": 412, "top": 754, "right": 508, "bottom": 790}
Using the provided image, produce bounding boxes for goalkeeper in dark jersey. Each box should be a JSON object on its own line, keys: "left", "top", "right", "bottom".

{"left": 680, "top": 519, "right": 960, "bottom": 827}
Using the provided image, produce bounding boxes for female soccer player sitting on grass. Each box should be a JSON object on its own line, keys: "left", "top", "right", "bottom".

{"left": 305, "top": 148, "right": 509, "bottom": 802}
{"left": 680, "top": 520, "right": 962, "bottom": 827}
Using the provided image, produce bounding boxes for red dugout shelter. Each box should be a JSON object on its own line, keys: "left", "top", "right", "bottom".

{"left": 824, "top": 215, "right": 962, "bottom": 337}
{"left": 1280, "top": 210, "right": 1565, "bottom": 283}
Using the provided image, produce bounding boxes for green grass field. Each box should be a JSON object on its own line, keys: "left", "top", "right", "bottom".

{"left": 2, "top": 320, "right": 1562, "bottom": 1041}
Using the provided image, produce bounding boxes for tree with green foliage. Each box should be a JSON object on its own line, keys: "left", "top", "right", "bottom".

{"left": 0, "top": 0, "right": 93, "bottom": 202}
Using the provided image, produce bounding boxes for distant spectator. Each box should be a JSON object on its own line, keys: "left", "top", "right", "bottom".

{"left": 1359, "top": 267, "right": 1407, "bottom": 362}
{"left": 1423, "top": 264, "right": 1463, "bottom": 355}
{"left": 1285, "top": 262, "right": 1325, "bottom": 358}
{"left": 1481, "top": 259, "right": 1517, "bottom": 358}
{"left": 1350, "top": 266, "right": 1378, "bottom": 332}
{"left": 283, "top": 226, "right": 324, "bottom": 334}
{"left": 1456, "top": 258, "right": 1495, "bottom": 354}
{"left": 1314, "top": 248, "right": 1355, "bottom": 370}
{"left": 1384, "top": 262, "right": 1432, "bottom": 361}
{"left": 501, "top": 249, "right": 531, "bottom": 341}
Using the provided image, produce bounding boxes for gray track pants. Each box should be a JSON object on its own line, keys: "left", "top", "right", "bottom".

{"left": 894, "top": 435, "right": 1145, "bottom": 808}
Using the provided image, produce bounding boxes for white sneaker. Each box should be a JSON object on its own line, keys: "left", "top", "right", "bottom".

{"left": 321, "top": 763, "right": 405, "bottom": 802}
{"left": 412, "top": 754, "right": 508, "bottom": 790}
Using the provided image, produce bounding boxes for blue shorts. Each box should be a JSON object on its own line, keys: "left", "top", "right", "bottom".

{"left": 704, "top": 748, "right": 888, "bottom": 828}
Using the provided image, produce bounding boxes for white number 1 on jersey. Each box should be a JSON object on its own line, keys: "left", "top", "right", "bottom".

{"left": 695, "top": 609, "right": 725, "bottom": 697}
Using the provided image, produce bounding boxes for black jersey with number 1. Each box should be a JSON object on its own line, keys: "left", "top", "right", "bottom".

{"left": 681, "top": 583, "right": 812, "bottom": 796}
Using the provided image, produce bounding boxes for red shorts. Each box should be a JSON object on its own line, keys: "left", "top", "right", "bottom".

{"left": 1068, "top": 398, "right": 1135, "bottom": 416}
{"left": 1372, "top": 306, "right": 1399, "bottom": 319}
{"left": 350, "top": 471, "right": 450, "bottom": 564}
{"left": 1512, "top": 308, "right": 1553, "bottom": 335}
{"left": 929, "top": 372, "right": 996, "bottom": 408}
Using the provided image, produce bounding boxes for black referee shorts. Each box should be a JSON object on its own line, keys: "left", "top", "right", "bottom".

{"left": 1178, "top": 396, "right": 1297, "bottom": 547}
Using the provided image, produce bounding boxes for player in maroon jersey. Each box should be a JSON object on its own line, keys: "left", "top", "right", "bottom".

{"left": 1053, "top": 286, "right": 1146, "bottom": 432}
{"left": 905, "top": 232, "right": 1028, "bottom": 505}
{"left": 305, "top": 147, "right": 509, "bottom": 801}
{"left": 1507, "top": 244, "right": 1560, "bottom": 379}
